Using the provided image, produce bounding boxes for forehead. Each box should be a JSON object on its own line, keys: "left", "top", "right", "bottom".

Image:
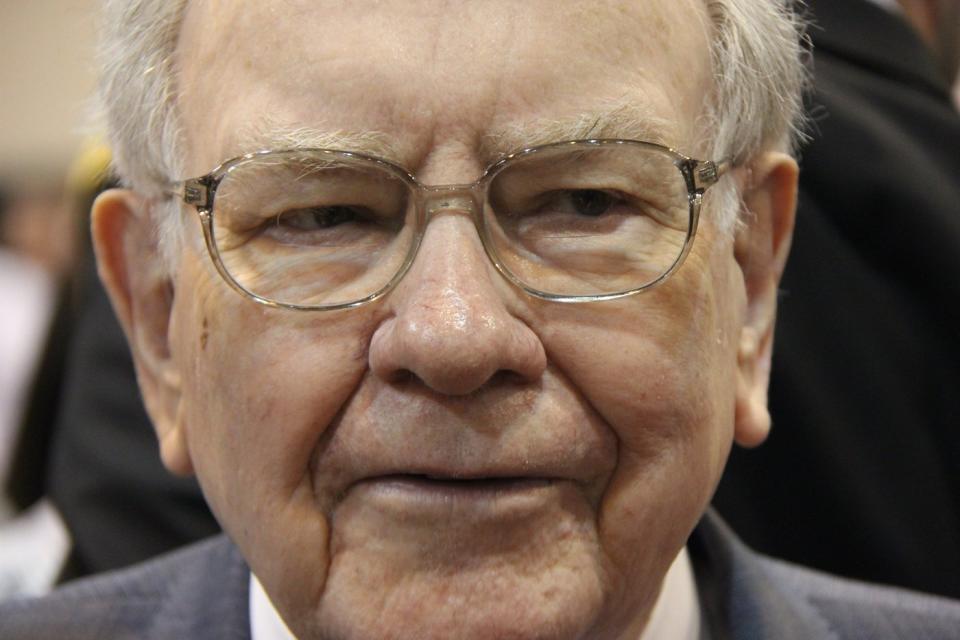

{"left": 176, "top": 0, "right": 713, "bottom": 172}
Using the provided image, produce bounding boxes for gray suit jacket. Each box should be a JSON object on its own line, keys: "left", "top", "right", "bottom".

{"left": 2, "top": 513, "right": 958, "bottom": 639}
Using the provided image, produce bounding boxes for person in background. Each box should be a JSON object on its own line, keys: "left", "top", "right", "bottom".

{"left": 0, "top": 188, "right": 58, "bottom": 522}
{"left": 716, "top": 0, "right": 960, "bottom": 599}
{"left": 0, "top": 172, "right": 79, "bottom": 597}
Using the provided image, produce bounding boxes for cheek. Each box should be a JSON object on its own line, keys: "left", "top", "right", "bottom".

{"left": 185, "top": 314, "right": 373, "bottom": 498}
{"left": 169, "top": 259, "right": 381, "bottom": 612}
{"left": 188, "top": 316, "right": 366, "bottom": 498}
{"left": 535, "top": 233, "right": 743, "bottom": 613}
{"left": 543, "top": 267, "right": 738, "bottom": 460}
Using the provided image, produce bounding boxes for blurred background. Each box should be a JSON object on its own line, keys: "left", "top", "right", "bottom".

{"left": 0, "top": 1, "right": 98, "bottom": 598}
{"left": 0, "top": 0, "right": 99, "bottom": 287}
{"left": 1, "top": 2, "right": 98, "bottom": 190}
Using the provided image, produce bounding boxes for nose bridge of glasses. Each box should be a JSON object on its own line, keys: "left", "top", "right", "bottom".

{"left": 419, "top": 183, "right": 483, "bottom": 221}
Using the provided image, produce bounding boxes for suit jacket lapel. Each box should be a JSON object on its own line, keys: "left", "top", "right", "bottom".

{"left": 146, "top": 536, "right": 252, "bottom": 640}
{"left": 689, "top": 511, "right": 838, "bottom": 640}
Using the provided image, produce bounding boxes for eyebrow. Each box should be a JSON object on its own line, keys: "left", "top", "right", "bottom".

{"left": 479, "top": 102, "right": 678, "bottom": 161}
{"left": 229, "top": 101, "right": 678, "bottom": 167}
{"left": 230, "top": 119, "right": 404, "bottom": 161}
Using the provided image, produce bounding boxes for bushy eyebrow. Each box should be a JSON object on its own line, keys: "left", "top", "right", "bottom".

{"left": 230, "top": 118, "right": 404, "bottom": 161}
{"left": 229, "top": 101, "right": 678, "bottom": 166}
{"left": 479, "top": 102, "right": 678, "bottom": 161}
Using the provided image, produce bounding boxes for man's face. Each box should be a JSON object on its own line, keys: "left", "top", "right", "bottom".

{"left": 101, "top": 1, "right": 794, "bottom": 638}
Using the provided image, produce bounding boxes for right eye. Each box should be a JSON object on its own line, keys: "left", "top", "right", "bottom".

{"left": 256, "top": 203, "right": 401, "bottom": 248}
{"left": 277, "top": 205, "right": 363, "bottom": 230}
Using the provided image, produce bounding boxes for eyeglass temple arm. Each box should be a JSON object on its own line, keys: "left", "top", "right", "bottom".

{"left": 692, "top": 158, "right": 732, "bottom": 192}
{"left": 179, "top": 177, "right": 213, "bottom": 209}
{"left": 157, "top": 178, "right": 212, "bottom": 209}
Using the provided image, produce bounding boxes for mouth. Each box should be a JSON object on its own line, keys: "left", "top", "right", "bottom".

{"left": 378, "top": 473, "right": 554, "bottom": 493}
{"left": 329, "top": 472, "right": 589, "bottom": 556}
{"left": 345, "top": 473, "right": 560, "bottom": 512}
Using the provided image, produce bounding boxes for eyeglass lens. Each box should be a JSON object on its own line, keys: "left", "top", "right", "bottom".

{"left": 208, "top": 144, "right": 692, "bottom": 307}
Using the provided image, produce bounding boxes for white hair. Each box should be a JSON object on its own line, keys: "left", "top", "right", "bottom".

{"left": 96, "top": 0, "right": 808, "bottom": 270}
{"left": 701, "top": 0, "right": 810, "bottom": 231}
{"left": 97, "top": 0, "right": 188, "bottom": 268}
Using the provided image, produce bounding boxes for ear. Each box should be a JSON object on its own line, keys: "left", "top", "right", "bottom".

{"left": 92, "top": 189, "right": 193, "bottom": 476}
{"left": 732, "top": 153, "right": 798, "bottom": 448}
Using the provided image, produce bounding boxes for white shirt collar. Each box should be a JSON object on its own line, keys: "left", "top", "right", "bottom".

{"left": 639, "top": 547, "right": 703, "bottom": 640}
{"left": 249, "top": 547, "right": 702, "bottom": 640}
{"left": 250, "top": 573, "right": 297, "bottom": 640}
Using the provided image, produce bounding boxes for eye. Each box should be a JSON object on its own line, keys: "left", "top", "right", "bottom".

{"left": 535, "top": 189, "right": 626, "bottom": 218}
{"left": 278, "top": 205, "right": 363, "bottom": 230}
{"left": 565, "top": 190, "right": 616, "bottom": 217}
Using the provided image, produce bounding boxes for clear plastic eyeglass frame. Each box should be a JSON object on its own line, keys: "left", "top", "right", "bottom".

{"left": 173, "top": 138, "right": 731, "bottom": 311}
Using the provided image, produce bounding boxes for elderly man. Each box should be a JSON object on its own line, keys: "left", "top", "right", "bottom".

{"left": 2, "top": 0, "right": 960, "bottom": 638}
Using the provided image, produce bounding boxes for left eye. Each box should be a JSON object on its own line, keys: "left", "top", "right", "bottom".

{"left": 562, "top": 190, "right": 617, "bottom": 217}
{"left": 278, "top": 205, "right": 364, "bottom": 230}
{"left": 532, "top": 189, "right": 626, "bottom": 218}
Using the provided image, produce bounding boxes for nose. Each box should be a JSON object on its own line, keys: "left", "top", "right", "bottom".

{"left": 368, "top": 213, "right": 546, "bottom": 395}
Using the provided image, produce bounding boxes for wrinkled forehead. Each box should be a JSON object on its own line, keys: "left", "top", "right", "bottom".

{"left": 176, "top": 0, "right": 713, "bottom": 173}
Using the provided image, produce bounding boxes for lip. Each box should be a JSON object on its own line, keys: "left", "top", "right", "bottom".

{"left": 372, "top": 473, "right": 554, "bottom": 494}
{"left": 345, "top": 473, "right": 561, "bottom": 513}
{"left": 317, "top": 451, "right": 612, "bottom": 516}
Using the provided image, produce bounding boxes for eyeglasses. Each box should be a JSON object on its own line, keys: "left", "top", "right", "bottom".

{"left": 175, "top": 139, "right": 730, "bottom": 311}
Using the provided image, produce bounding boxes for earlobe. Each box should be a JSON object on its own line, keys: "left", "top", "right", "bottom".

{"left": 92, "top": 189, "right": 194, "bottom": 476}
{"left": 732, "top": 153, "right": 798, "bottom": 448}
{"left": 160, "top": 401, "right": 194, "bottom": 476}
{"left": 734, "top": 326, "right": 772, "bottom": 448}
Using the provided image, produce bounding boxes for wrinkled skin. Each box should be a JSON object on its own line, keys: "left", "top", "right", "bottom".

{"left": 94, "top": 1, "right": 797, "bottom": 638}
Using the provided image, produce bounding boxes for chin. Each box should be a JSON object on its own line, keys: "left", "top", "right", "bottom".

{"left": 310, "top": 586, "right": 605, "bottom": 640}
{"left": 301, "top": 545, "right": 609, "bottom": 640}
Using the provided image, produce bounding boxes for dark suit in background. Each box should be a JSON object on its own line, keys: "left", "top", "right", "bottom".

{"left": 46, "top": 241, "right": 218, "bottom": 579}
{"left": 715, "top": 0, "right": 960, "bottom": 599}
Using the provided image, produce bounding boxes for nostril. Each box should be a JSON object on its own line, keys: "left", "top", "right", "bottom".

{"left": 488, "top": 369, "right": 529, "bottom": 387}
{"left": 370, "top": 316, "right": 546, "bottom": 394}
{"left": 388, "top": 369, "right": 416, "bottom": 386}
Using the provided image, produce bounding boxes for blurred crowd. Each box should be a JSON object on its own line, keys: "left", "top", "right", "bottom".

{"left": 0, "top": 144, "right": 109, "bottom": 596}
